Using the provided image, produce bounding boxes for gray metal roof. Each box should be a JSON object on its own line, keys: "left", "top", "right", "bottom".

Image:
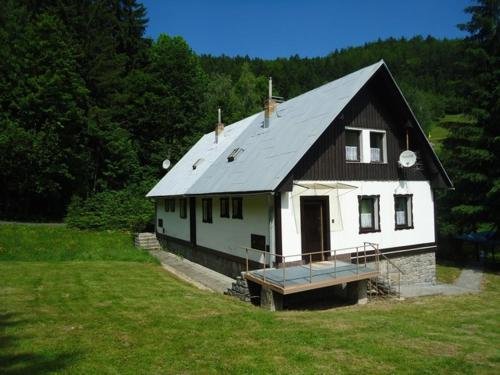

{"left": 147, "top": 60, "right": 389, "bottom": 197}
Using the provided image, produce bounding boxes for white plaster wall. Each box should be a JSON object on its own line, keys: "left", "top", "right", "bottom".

{"left": 156, "top": 198, "right": 190, "bottom": 242}
{"left": 196, "top": 195, "right": 270, "bottom": 263}
{"left": 281, "top": 180, "right": 435, "bottom": 261}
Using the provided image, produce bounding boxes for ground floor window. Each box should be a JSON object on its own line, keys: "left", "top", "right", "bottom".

{"left": 202, "top": 198, "right": 213, "bottom": 223}
{"left": 220, "top": 197, "right": 229, "bottom": 218}
{"left": 232, "top": 197, "right": 243, "bottom": 219}
{"left": 179, "top": 198, "right": 187, "bottom": 219}
{"left": 358, "top": 195, "right": 380, "bottom": 233}
{"left": 164, "top": 199, "right": 175, "bottom": 212}
{"left": 394, "top": 194, "right": 413, "bottom": 229}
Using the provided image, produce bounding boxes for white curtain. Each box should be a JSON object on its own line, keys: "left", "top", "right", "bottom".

{"left": 370, "top": 148, "right": 381, "bottom": 162}
{"left": 396, "top": 210, "right": 406, "bottom": 226}
{"left": 360, "top": 213, "right": 372, "bottom": 228}
{"left": 345, "top": 146, "right": 358, "bottom": 161}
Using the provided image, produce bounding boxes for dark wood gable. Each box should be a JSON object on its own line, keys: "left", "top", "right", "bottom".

{"left": 280, "top": 68, "right": 449, "bottom": 189}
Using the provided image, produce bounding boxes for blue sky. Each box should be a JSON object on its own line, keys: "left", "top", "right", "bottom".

{"left": 142, "top": 0, "right": 470, "bottom": 59}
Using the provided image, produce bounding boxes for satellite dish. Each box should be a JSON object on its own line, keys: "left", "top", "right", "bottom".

{"left": 162, "top": 159, "right": 171, "bottom": 170}
{"left": 399, "top": 150, "right": 417, "bottom": 168}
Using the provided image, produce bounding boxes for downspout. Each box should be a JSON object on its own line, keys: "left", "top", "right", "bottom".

{"left": 268, "top": 193, "right": 276, "bottom": 267}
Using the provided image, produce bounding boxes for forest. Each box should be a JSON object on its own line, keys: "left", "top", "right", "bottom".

{"left": 0, "top": 0, "right": 497, "bottom": 237}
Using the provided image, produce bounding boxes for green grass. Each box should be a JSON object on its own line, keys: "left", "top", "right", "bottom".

{"left": 0, "top": 224, "right": 154, "bottom": 262}
{"left": 1, "top": 225, "right": 499, "bottom": 374}
{"left": 436, "top": 263, "right": 463, "bottom": 284}
{"left": 428, "top": 114, "right": 474, "bottom": 153}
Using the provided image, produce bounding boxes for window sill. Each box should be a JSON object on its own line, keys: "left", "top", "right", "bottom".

{"left": 346, "top": 161, "right": 388, "bottom": 164}
{"left": 359, "top": 229, "right": 381, "bottom": 234}
{"left": 395, "top": 226, "right": 414, "bottom": 231}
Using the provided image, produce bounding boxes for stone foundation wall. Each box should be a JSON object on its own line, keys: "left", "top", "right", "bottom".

{"left": 157, "top": 234, "right": 245, "bottom": 279}
{"left": 159, "top": 233, "right": 436, "bottom": 288}
{"left": 378, "top": 250, "right": 436, "bottom": 285}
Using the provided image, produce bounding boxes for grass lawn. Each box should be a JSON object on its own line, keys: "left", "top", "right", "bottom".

{"left": 436, "top": 263, "right": 463, "bottom": 284}
{"left": 1, "top": 225, "right": 499, "bottom": 374}
{"left": 0, "top": 224, "right": 154, "bottom": 262}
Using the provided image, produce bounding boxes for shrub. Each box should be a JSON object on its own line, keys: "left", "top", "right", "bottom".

{"left": 66, "top": 184, "right": 154, "bottom": 232}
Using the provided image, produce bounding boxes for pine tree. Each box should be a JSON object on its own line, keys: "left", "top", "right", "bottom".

{"left": 0, "top": 9, "right": 90, "bottom": 218}
{"left": 440, "top": 0, "right": 500, "bottom": 234}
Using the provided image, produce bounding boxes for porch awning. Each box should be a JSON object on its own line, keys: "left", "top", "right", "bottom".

{"left": 293, "top": 182, "right": 358, "bottom": 190}
{"left": 290, "top": 182, "right": 357, "bottom": 234}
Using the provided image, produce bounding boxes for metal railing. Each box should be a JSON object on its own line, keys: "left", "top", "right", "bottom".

{"left": 243, "top": 242, "right": 381, "bottom": 288}
{"left": 378, "top": 250, "right": 405, "bottom": 298}
{"left": 362, "top": 241, "right": 405, "bottom": 298}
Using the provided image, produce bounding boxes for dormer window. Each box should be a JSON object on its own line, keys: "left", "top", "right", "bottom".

{"left": 345, "top": 129, "right": 361, "bottom": 162}
{"left": 227, "top": 148, "right": 244, "bottom": 162}
{"left": 370, "top": 132, "right": 386, "bottom": 163}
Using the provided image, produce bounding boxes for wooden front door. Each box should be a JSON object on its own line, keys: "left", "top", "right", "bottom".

{"left": 300, "top": 196, "right": 330, "bottom": 262}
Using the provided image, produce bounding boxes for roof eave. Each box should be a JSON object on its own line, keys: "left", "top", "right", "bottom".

{"left": 379, "top": 62, "right": 454, "bottom": 189}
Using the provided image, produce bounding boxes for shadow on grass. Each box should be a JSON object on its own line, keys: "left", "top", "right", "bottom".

{"left": 0, "top": 312, "right": 80, "bottom": 374}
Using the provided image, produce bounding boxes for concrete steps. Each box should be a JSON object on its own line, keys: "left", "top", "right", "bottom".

{"left": 368, "top": 275, "right": 400, "bottom": 297}
{"left": 135, "top": 232, "right": 161, "bottom": 250}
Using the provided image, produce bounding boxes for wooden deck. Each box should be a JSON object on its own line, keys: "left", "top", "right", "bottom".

{"left": 244, "top": 260, "right": 379, "bottom": 295}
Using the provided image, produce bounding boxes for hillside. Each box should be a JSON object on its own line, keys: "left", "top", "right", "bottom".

{"left": 0, "top": 1, "right": 468, "bottom": 223}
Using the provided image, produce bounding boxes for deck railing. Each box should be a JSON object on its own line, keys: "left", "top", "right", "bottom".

{"left": 373, "top": 248, "right": 405, "bottom": 298}
{"left": 243, "top": 242, "right": 382, "bottom": 287}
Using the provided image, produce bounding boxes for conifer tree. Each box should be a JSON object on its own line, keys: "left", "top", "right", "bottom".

{"left": 440, "top": 0, "right": 499, "bottom": 234}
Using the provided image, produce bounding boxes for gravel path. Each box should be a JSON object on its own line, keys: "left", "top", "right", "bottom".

{"left": 454, "top": 268, "right": 483, "bottom": 290}
{"left": 400, "top": 267, "right": 483, "bottom": 298}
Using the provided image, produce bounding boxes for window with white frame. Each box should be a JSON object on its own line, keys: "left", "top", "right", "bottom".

{"left": 370, "top": 131, "right": 385, "bottom": 163}
{"left": 358, "top": 195, "right": 380, "bottom": 233}
{"left": 345, "top": 129, "right": 361, "bottom": 161}
{"left": 394, "top": 195, "right": 413, "bottom": 229}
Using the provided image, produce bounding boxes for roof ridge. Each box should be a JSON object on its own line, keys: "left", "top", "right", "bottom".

{"left": 201, "top": 60, "right": 385, "bottom": 137}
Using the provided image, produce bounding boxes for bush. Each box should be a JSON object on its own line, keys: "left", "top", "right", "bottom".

{"left": 66, "top": 184, "right": 154, "bottom": 232}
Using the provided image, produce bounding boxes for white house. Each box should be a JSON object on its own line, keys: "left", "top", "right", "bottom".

{"left": 147, "top": 60, "right": 452, "bottom": 306}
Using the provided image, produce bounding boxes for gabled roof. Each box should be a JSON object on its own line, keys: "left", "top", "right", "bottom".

{"left": 147, "top": 60, "right": 451, "bottom": 198}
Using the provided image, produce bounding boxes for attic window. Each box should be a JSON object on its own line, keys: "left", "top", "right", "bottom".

{"left": 345, "top": 129, "right": 361, "bottom": 162}
{"left": 192, "top": 158, "right": 204, "bottom": 170}
{"left": 227, "top": 148, "right": 244, "bottom": 162}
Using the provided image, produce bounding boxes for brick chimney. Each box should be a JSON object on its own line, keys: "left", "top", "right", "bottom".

{"left": 215, "top": 107, "right": 224, "bottom": 143}
{"left": 264, "top": 77, "right": 276, "bottom": 128}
